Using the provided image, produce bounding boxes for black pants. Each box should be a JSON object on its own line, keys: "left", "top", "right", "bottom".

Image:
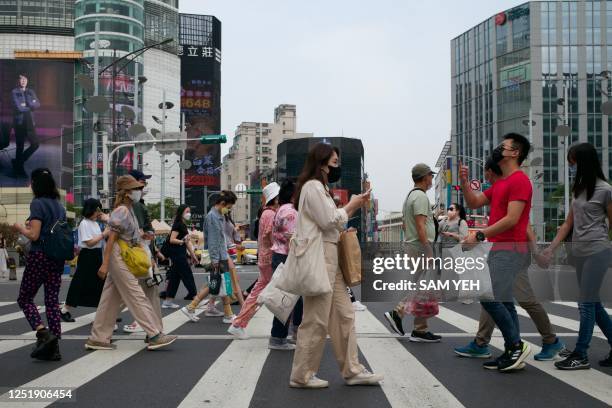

{"left": 14, "top": 113, "right": 39, "bottom": 167}
{"left": 270, "top": 252, "right": 303, "bottom": 338}
{"left": 166, "top": 255, "right": 197, "bottom": 299}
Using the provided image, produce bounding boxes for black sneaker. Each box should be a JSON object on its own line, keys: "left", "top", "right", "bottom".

{"left": 558, "top": 347, "right": 572, "bottom": 359}
{"left": 498, "top": 342, "right": 531, "bottom": 372}
{"left": 37, "top": 340, "right": 61, "bottom": 361}
{"left": 60, "top": 311, "right": 75, "bottom": 323}
{"left": 30, "top": 329, "right": 58, "bottom": 360}
{"left": 599, "top": 351, "right": 612, "bottom": 367}
{"left": 384, "top": 311, "right": 405, "bottom": 336}
{"left": 409, "top": 331, "right": 442, "bottom": 343}
{"left": 555, "top": 353, "right": 590, "bottom": 370}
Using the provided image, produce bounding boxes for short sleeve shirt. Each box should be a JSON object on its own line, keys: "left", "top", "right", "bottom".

{"left": 483, "top": 170, "right": 532, "bottom": 252}
{"left": 109, "top": 206, "right": 140, "bottom": 244}
{"left": 271, "top": 203, "right": 298, "bottom": 255}
{"left": 78, "top": 218, "right": 103, "bottom": 249}
{"left": 28, "top": 197, "right": 65, "bottom": 252}
{"left": 571, "top": 179, "right": 612, "bottom": 256}
{"left": 402, "top": 189, "right": 435, "bottom": 243}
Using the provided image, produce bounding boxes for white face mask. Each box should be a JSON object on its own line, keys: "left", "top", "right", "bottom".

{"left": 128, "top": 190, "right": 142, "bottom": 202}
{"left": 183, "top": 212, "right": 192, "bottom": 221}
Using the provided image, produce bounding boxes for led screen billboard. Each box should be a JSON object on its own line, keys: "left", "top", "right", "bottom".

{"left": 0, "top": 59, "right": 74, "bottom": 199}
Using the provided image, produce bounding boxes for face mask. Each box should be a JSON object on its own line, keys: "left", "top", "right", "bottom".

{"left": 221, "top": 207, "right": 230, "bottom": 215}
{"left": 183, "top": 212, "right": 192, "bottom": 221}
{"left": 128, "top": 190, "right": 142, "bottom": 202}
{"left": 328, "top": 165, "right": 342, "bottom": 183}
{"left": 569, "top": 163, "right": 577, "bottom": 177}
{"left": 491, "top": 145, "right": 505, "bottom": 164}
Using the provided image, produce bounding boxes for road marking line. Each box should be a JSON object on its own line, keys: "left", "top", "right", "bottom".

{"left": 437, "top": 306, "right": 612, "bottom": 406}
{"left": 0, "top": 310, "right": 103, "bottom": 356}
{"left": 515, "top": 308, "right": 604, "bottom": 338}
{"left": 0, "top": 307, "right": 202, "bottom": 407}
{"left": 355, "top": 310, "right": 464, "bottom": 408}
{"left": 0, "top": 332, "right": 586, "bottom": 341}
{"left": 177, "top": 307, "right": 273, "bottom": 408}
{"left": 0, "top": 302, "right": 15, "bottom": 307}
{"left": 0, "top": 307, "right": 45, "bottom": 325}
{"left": 553, "top": 301, "right": 612, "bottom": 315}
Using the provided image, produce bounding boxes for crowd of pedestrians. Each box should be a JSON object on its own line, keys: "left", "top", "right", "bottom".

{"left": 8, "top": 137, "right": 612, "bottom": 384}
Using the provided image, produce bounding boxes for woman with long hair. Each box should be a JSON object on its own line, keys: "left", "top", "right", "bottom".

{"left": 228, "top": 182, "right": 281, "bottom": 338}
{"left": 289, "top": 143, "right": 382, "bottom": 388}
{"left": 543, "top": 142, "right": 612, "bottom": 370}
{"left": 162, "top": 204, "right": 199, "bottom": 309}
{"left": 268, "top": 178, "right": 303, "bottom": 350}
{"left": 86, "top": 175, "right": 176, "bottom": 351}
{"left": 60, "top": 198, "right": 109, "bottom": 322}
{"left": 14, "top": 168, "right": 66, "bottom": 361}
{"left": 438, "top": 202, "right": 468, "bottom": 248}
{"left": 0, "top": 232, "right": 8, "bottom": 279}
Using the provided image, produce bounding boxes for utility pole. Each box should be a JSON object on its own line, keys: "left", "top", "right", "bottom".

{"left": 90, "top": 22, "right": 100, "bottom": 198}
{"left": 160, "top": 89, "right": 166, "bottom": 223}
{"left": 133, "top": 60, "right": 139, "bottom": 170}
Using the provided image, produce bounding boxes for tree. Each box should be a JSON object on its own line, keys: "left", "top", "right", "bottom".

{"left": 146, "top": 198, "right": 178, "bottom": 222}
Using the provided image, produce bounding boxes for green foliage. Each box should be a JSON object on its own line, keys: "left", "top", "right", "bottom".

{"left": 145, "top": 198, "right": 178, "bottom": 222}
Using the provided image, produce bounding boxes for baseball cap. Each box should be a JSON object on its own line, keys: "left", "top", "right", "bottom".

{"left": 128, "top": 169, "right": 152, "bottom": 181}
{"left": 412, "top": 163, "right": 436, "bottom": 179}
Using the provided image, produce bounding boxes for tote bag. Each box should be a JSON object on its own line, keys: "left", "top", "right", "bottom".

{"left": 258, "top": 262, "right": 299, "bottom": 323}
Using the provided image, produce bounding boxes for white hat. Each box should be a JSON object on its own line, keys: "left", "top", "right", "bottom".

{"left": 262, "top": 182, "right": 280, "bottom": 205}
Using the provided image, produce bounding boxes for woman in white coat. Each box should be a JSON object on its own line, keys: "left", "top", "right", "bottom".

{"left": 289, "top": 142, "right": 383, "bottom": 389}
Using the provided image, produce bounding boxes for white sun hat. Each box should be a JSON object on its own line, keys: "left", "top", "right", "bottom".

{"left": 262, "top": 182, "right": 281, "bottom": 205}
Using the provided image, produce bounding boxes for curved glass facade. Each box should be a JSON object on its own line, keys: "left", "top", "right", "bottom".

{"left": 0, "top": 0, "right": 74, "bottom": 35}
{"left": 73, "top": 0, "right": 145, "bottom": 204}
{"left": 144, "top": 1, "right": 178, "bottom": 54}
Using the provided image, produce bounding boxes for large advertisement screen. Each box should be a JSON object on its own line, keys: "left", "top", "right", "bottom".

{"left": 180, "top": 44, "right": 221, "bottom": 230}
{"left": 0, "top": 59, "right": 74, "bottom": 199}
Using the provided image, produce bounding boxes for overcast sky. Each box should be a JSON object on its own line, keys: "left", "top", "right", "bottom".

{"left": 180, "top": 0, "right": 522, "bottom": 213}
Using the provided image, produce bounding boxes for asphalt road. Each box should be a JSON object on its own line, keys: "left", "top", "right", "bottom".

{"left": 0, "top": 265, "right": 610, "bottom": 408}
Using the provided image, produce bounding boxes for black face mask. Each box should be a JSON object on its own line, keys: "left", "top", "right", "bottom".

{"left": 328, "top": 165, "right": 341, "bottom": 183}
{"left": 491, "top": 145, "right": 505, "bottom": 164}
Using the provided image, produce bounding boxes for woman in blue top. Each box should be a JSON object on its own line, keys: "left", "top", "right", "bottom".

{"left": 14, "top": 168, "right": 66, "bottom": 361}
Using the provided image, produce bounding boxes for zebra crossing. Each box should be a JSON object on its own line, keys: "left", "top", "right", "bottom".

{"left": 0, "top": 299, "right": 610, "bottom": 408}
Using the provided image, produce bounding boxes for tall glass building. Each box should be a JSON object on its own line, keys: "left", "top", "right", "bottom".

{"left": 451, "top": 1, "right": 612, "bottom": 240}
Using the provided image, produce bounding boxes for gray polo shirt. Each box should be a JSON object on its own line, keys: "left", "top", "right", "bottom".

{"left": 571, "top": 179, "right": 612, "bottom": 256}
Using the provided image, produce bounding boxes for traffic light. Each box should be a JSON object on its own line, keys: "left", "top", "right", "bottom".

{"left": 199, "top": 134, "right": 227, "bottom": 144}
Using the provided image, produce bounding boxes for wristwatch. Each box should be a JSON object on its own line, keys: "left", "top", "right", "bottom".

{"left": 476, "top": 231, "right": 486, "bottom": 242}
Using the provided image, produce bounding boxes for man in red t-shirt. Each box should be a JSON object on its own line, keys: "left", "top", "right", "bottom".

{"left": 458, "top": 133, "right": 533, "bottom": 372}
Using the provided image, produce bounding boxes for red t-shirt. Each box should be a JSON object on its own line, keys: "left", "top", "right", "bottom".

{"left": 483, "top": 170, "right": 532, "bottom": 252}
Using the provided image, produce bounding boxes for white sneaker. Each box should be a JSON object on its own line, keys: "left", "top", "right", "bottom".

{"left": 346, "top": 369, "right": 383, "bottom": 386}
{"left": 162, "top": 301, "right": 180, "bottom": 309}
{"left": 352, "top": 301, "right": 367, "bottom": 311}
{"left": 228, "top": 325, "right": 249, "bottom": 340}
{"left": 123, "top": 322, "right": 144, "bottom": 333}
{"left": 222, "top": 315, "right": 236, "bottom": 324}
{"left": 289, "top": 375, "right": 329, "bottom": 389}
{"left": 205, "top": 307, "right": 224, "bottom": 317}
{"left": 181, "top": 306, "right": 200, "bottom": 322}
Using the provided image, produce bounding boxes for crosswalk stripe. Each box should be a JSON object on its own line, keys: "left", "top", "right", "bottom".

{"left": 0, "top": 302, "right": 15, "bottom": 307}
{"left": 515, "top": 308, "right": 605, "bottom": 339}
{"left": 0, "top": 311, "right": 99, "bottom": 356}
{"left": 0, "top": 307, "right": 45, "bottom": 324}
{"left": 553, "top": 301, "right": 612, "bottom": 315}
{"left": 0, "top": 307, "right": 203, "bottom": 407}
{"left": 436, "top": 306, "right": 612, "bottom": 406}
{"left": 355, "top": 310, "right": 465, "bottom": 408}
{"left": 177, "top": 306, "right": 273, "bottom": 408}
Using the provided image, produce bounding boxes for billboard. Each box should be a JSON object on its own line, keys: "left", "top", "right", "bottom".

{"left": 0, "top": 59, "right": 74, "bottom": 199}
{"left": 180, "top": 15, "right": 222, "bottom": 230}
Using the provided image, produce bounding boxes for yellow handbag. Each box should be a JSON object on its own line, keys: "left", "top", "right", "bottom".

{"left": 117, "top": 239, "right": 151, "bottom": 278}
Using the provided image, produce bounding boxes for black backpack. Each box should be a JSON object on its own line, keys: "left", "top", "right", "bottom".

{"left": 41, "top": 201, "right": 74, "bottom": 261}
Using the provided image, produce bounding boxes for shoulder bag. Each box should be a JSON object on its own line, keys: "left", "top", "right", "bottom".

{"left": 338, "top": 229, "right": 362, "bottom": 287}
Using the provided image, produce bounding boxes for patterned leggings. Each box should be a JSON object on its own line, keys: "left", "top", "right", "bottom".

{"left": 17, "top": 251, "right": 64, "bottom": 338}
